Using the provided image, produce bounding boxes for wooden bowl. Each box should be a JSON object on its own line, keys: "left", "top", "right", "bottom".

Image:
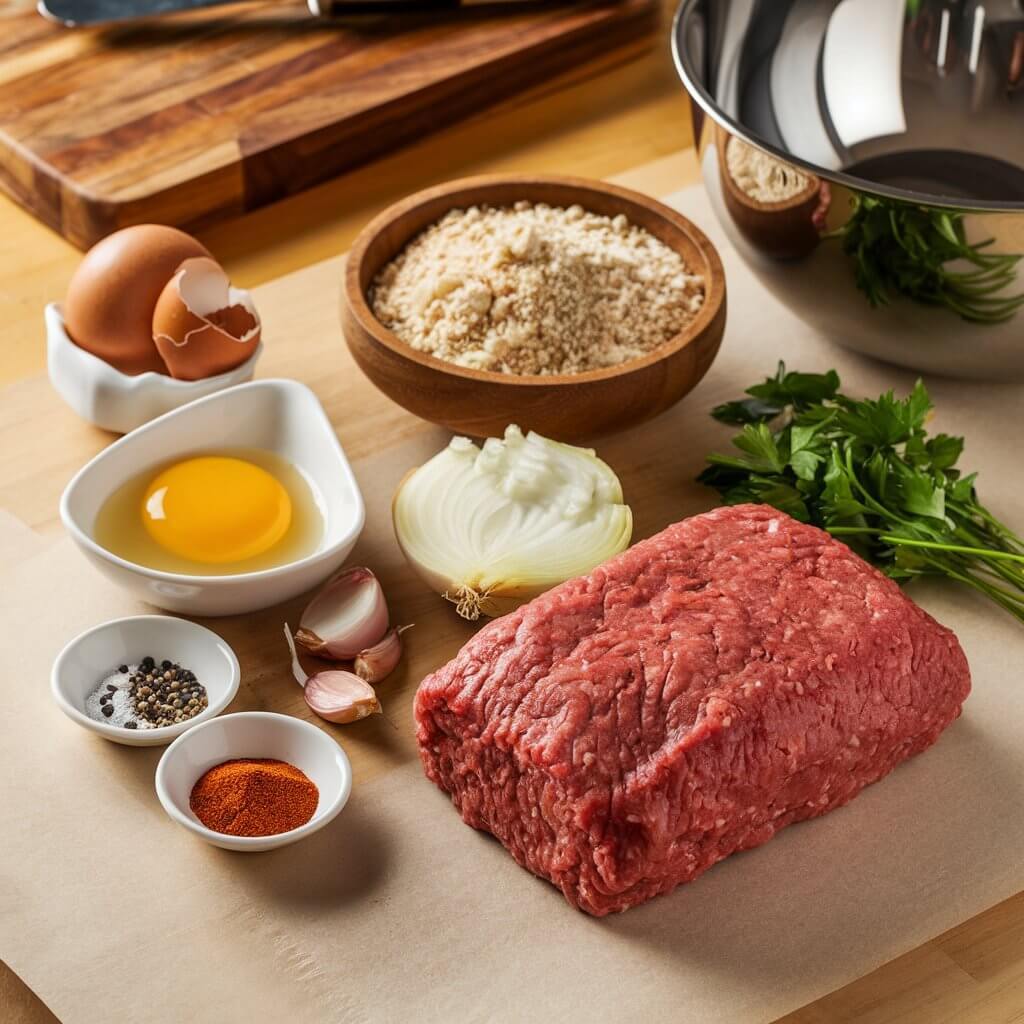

{"left": 715, "top": 126, "right": 823, "bottom": 261}
{"left": 341, "top": 174, "right": 726, "bottom": 441}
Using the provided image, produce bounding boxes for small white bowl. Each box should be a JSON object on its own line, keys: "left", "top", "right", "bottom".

{"left": 155, "top": 712, "right": 352, "bottom": 851}
{"left": 51, "top": 615, "right": 240, "bottom": 747}
{"left": 46, "top": 302, "right": 262, "bottom": 435}
{"left": 59, "top": 378, "right": 365, "bottom": 616}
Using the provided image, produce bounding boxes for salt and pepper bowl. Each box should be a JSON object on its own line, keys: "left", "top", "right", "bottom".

{"left": 51, "top": 615, "right": 241, "bottom": 747}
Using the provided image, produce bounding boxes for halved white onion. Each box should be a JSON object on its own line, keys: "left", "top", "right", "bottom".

{"left": 392, "top": 425, "right": 632, "bottom": 620}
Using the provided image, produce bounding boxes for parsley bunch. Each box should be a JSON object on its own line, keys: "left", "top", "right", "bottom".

{"left": 699, "top": 363, "right": 1024, "bottom": 622}
{"left": 832, "top": 196, "right": 1024, "bottom": 324}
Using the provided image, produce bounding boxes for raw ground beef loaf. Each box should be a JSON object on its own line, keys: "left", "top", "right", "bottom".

{"left": 415, "top": 504, "right": 971, "bottom": 916}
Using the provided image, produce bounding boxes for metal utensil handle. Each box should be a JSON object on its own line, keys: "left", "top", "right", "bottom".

{"left": 308, "top": 0, "right": 537, "bottom": 14}
{"left": 308, "top": 0, "right": 452, "bottom": 13}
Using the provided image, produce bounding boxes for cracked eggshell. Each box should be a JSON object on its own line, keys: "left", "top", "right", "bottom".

{"left": 152, "top": 257, "right": 262, "bottom": 381}
{"left": 65, "top": 225, "right": 212, "bottom": 376}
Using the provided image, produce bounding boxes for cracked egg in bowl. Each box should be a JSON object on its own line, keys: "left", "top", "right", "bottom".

{"left": 60, "top": 380, "right": 364, "bottom": 617}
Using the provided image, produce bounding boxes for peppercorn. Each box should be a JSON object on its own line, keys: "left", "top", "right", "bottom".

{"left": 122, "top": 657, "right": 208, "bottom": 728}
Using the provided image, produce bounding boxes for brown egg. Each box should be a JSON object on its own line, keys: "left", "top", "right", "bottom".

{"left": 152, "top": 257, "right": 261, "bottom": 381}
{"left": 65, "top": 225, "right": 212, "bottom": 376}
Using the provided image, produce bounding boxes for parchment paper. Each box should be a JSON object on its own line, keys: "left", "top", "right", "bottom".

{"left": 3, "top": 188, "right": 1024, "bottom": 1024}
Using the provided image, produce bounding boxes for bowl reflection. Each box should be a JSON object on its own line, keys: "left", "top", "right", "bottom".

{"left": 672, "top": 0, "right": 1024, "bottom": 379}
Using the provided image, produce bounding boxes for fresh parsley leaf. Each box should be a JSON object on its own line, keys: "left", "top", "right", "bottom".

{"left": 837, "top": 392, "right": 917, "bottom": 446}
{"left": 903, "top": 433, "right": 929, "bottom": 467}
{"left": 788, "top": 421, "right": 828, "bottom": 481}
{"left": 746, "top": 362, "right": 840, "bottom": 409}
{"left": 699, "top": 368, "right": 1024, "bottom": 624}
{"left": 732, "top": 423, "right": 785, "bottom": 474}
{"left": 789, "top": 422, "right": 824, "bottom": 455}
{"left": 906, "top": 379, "right": 933, "bottom": 430}
{"left": 900, "top": 471, "right": 946, "bottom": 520}
{"left": 925, "top": 433, "right": 964, "bottom": 470}
{"left": 711, "top": 397, "right": 782, "bottom": 425}
{"left": 950, "top": 472, "right": 977, "bottom": 503}
{"left": 790, "top": 449, "right": 823, "bottom": 481}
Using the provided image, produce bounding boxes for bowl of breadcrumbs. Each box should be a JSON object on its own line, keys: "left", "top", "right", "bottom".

{"left": 342, "top": 175, "right": 726, "bottom": 440}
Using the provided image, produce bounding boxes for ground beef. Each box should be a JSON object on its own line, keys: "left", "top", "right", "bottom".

{"left": 415, "top": 505, "right": 971, "bottom": 916}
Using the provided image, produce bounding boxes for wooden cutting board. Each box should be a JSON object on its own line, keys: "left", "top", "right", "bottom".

{"left": 0, "top": 0, "right": 656, "bottom": 249}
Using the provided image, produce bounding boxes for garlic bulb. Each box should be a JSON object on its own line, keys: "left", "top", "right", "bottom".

{"left": 294, "top": 566, "right": 389, "bottom": 659}
{"left": 393, "top": 425, "right": 632, "bottom": 620}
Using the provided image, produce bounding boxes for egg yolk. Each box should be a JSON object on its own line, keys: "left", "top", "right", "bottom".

{"left": 142, "top": 456, "right": 292, "bottom": 564}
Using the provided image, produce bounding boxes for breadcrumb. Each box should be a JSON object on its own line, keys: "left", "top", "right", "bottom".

{"left": 369, "top": 202, "right": 705, "bottom": 376}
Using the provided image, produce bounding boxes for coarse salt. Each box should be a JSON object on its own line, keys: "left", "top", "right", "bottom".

{"left": 84, "top": 665, "right": 153, "bottom": 730}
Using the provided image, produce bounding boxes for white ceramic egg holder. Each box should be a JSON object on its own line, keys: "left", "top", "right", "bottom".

{"left": 46, "top": 303, "right": 262, "bottom": 435}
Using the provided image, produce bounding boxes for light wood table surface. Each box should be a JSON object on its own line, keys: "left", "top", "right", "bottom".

{"left": 2, "top": 6, "right": 1022, "bottom": 1021}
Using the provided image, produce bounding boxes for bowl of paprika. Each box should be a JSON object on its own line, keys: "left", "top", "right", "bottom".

{"left": 155, "top": 711, "right": 352, "bottom": 851}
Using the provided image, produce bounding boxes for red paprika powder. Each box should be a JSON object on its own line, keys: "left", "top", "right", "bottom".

{"left": 189, "top": 758, "right": 318, "bottom": 837}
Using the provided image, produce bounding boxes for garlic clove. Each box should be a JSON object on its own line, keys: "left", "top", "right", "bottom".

{"left": 353, "top": 625, "right": 412, "bottom": 685}
{"left": 304, "top": 670, "right": 381, "bottom": 724}
{"left": 295, "top": 567, "right": 389, "bottom": 660}
{"left": 284, "top": 623, "right": 381, "bottom": 724}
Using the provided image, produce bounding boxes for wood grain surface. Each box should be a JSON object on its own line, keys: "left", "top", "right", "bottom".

{"left": 0, "top": 0, "right": 656, "bottom": 247}
{"left": 342, "top": 173, "right": 725, "bottom": 439}
{"left": 1, "top": 5, "right": 1023, "bottom": 1017}
{"left": 0, "top": 4, "right": 692, "bottom": 387}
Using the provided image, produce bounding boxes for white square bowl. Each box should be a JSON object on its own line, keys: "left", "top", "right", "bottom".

{"left": 155, "top": 711, "right": 352, "bottom": 851}
{"left": 60, "top": 379, "right": 365, "bottom": 616}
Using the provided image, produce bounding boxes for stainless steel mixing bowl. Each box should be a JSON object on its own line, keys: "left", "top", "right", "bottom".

{"left": 672, "top": 0, "right": 1024, "bottom": 378}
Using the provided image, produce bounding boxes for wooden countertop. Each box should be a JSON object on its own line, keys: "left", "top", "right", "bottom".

{"left": 2, "top": 5, "right": 1022, "bottom": 1020}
